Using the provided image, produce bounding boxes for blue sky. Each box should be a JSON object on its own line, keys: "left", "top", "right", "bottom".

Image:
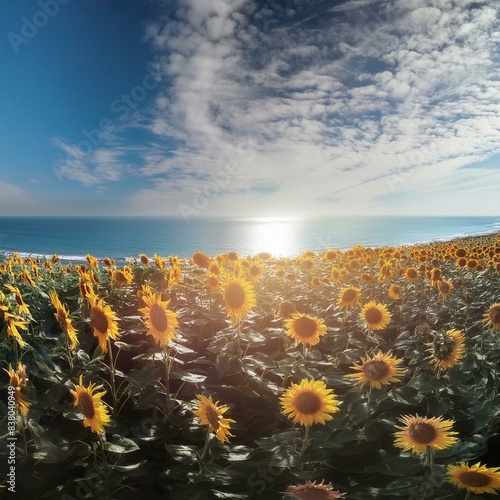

{"left": 1, "top": 0, "right": 499, "bottom": 217}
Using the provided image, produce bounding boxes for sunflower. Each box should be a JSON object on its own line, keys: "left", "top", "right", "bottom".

{"left": 359, "top": 301, "right": 391, "bottom": 331}
{"left": 427, "top": 329, "right": 465, "bottom": 370}
{"left": 330, "top": 267, "right": 343, "bottom": 284}
{"left": 1, "top": 308, "right": 28, "bottom": 348}
{"left": 377, "top": 263, "right": 393, "bottom": 283}
{"left": 360, "top": 273, "right": 373, "bottom": 283}
{"left": 86, "top": 254, "right": 99, "bottom": 270}
{"left": 138, "top": 293, "right": 179, "bottom": 347}
{"left": 113, "top": 266, "right": 133, "bottom": 286}
{"left": 208, "top": 261, "right": 221, "bottom": 275}
{"left": 436, "top": 279, "right": 453, "bottom": 298}
{"left": 337, "top": 287, "right": 360, "bottom": 309}
{"left": 274, "top": 300, "right": 296, "bottom": 319}
{"left": 404, "top": 267, "right": 420, "bottom": 282}
{"left": 280, "top": 379, "right": 339, "bottom": 427}
{"left": 4, "top": 363, "right": 30, "bottom": 416}
{"left": 192, "top": 251, "right": 211, "bottom": 269}
{"left": 310, "top": 276, "right": 322, "bottom": 287}
{"left": 483, "top": 303, "right": 500, "bottom": 330}
{"left": 388, "top": 284, "right": 402, "bottom": 300}
{"left": 346, "top": 351, "right": 405, "bottom": 389}
{"left": 70, "top": 375, "right": 110, "bottom": 434}
{"left": 393, "top": 415, "right": 458, "bottom": 454}
{"left": 247, "top": 262, "right": 263, "bottom": 282}
{"left": 283, "top": 480, "right": 346, "bottom": 499}
{"left": 4, "top": 285, "right": 30, "bottom": 316}
{"left": 88, "top": 294, "right": 120, "bottom": 353}
{"left": 447, "top": 462, "right": 500, "bottom": 495}
{"left": 102, "top": 257, "right": 115, "bottom": 267}
{"left": 221, "top": 274, "right": 256, "bottom": 326}
{"left": 167, "top": 264, "right": 182, "bottom": 287}
{"left": 299, "top": 258, "right": 315, "bottom": 273}
{"left": 137, "top": 283, "right": 154, "bottom": 305}
{"left": 139, "top": 254, "right": 150, "bottom": 266}
{"left": 50, "top": 291, "right": 78, "bottom": 349}
{"left": 466, "top": 259, "right": 478, "bottom": 270}
{"left": 205, "top": 274, "right": 220, "bottom": 291}
{"left": 193, "top": 394, "right": 235, "bottom": 443}
{"left": 323, "top": 249, "right": 338, "bottom": 262}
{"left": 285, "top": 313, "right": 327, "bottom": 346}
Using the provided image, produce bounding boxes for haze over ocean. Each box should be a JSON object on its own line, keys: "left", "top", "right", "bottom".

{"left": 0, "top": 216, "right": 498, "bottom": 262}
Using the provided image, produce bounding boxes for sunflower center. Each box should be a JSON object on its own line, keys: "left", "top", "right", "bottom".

{"left": 78, "top": 392, "right": 95, "bottom": 419}
{"left": 205, "top": 405, "right": 220, "bottom": 431}
{"left": 343, "top": 290, "right": 357, "bottom": 302}
{"left": 294, "top": 391, "right": 322, "bottom": 414}
{"left": 490, "top": 307, "right": 500, "bottom": 323}
{"left": 225, "top": 283, "right": 246, "bottom": 309}
{"left": 434, "top": 334, "right": 455, "bottom": 360}
{"left": 407, "top": 269, "right": 417, "bottom": 278}
{"left": 408, "top": 422, "right": 437, "bottom": 444}
{"left": 365, "top": 307, "right": 383, "bottom": 324}
{"left": 91, "top": 306, "right": 109, "bottom": 333}
{"left": 294, "top": 317, "right": 318, "bottom": 338}
{"left": 458, "top": 471, "right": 491, "bottom": 487}
{"left": 438, "top": 282, "right": 450, "bottom": 293}
{"left": 150, "top": 303, "right": 168, "bottom": 331}
{"left": 363, "top": 360, "right": 390, "bottom": 381}
{"left": 250, "top": 266, "right": 260, "bottom": 276}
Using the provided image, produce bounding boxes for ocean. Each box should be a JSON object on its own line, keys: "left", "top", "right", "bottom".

{"left": 0, "top": 216, "right": 498, "bottom": 263}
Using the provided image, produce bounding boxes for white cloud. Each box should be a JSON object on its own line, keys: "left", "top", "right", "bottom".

{"left": 53, "top": 139, "right": 131, "bottom": 186}
{"left": 51, "top": 0, "right": 500, "bottom": 216}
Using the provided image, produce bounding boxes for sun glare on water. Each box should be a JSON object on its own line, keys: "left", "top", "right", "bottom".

{"left": 242, "top": 217, "right": 302, "bottom": 257}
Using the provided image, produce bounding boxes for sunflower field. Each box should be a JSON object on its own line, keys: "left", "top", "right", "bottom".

{"left": 1, "top": 235, "right": 500, "bottom": 499}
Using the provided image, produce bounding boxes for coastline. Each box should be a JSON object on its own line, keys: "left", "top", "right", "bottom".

{"left": 1, "top": 229, "right": 498, "bottom": 266}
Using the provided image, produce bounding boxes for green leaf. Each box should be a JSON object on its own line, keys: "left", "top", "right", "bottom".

{"left": 166, "top": 444, "right": 198, "bottom": 465}
{"left": 104, "top": 435, "right": 139, "bottom": 454}
{"left": 114, "top": 341, "right": 133, "bottom": 351}
{"left": 372, "top": 453, "right": 425, "bottom": 476}
{"left": 245, "top": 352, "right": 276, "bottom": 369}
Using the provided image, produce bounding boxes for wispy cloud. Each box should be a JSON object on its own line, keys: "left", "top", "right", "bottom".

{"left": 52, "top": 138, "right": 133, "bottom": 186}
{"left": 52, "top": 0, "right": 500, "bottom": 216}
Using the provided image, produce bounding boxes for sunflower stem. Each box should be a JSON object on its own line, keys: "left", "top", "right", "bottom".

{"left": 162, "top": 346, "right": 172, "bottom": 415}
{"left": 199, "top": 427, "right": 212, "bottom": 469}
{"left": 236, "top": 319, "right": 242, "bottom": 361}
{"left": 299, "top": 425, "right": 311, "bottom": 470}
{"left": 106, "top": 337, "right": 117, "bottom": 417}
{"left": 12, "top": 336, "right": 19, "bottom": 366}
{"left": 464, "top": 491, "right": 471, "bottom": 500}
{"left": 98, "top": 435, "right": 110, "bottom": 500}
{"left": 64, "top": 329, "right": 74, "bottom": 370}
{"left": 425, "top": 446, "right": 435, "bottom": 475}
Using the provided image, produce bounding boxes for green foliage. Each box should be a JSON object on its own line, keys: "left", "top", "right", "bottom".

{"left": 1, "top": 237, "right": 500, "bottom": 499}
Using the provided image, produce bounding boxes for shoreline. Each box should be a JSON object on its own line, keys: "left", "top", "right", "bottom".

{"left": 1, "top": 230, "right": 498, "bottom": 266}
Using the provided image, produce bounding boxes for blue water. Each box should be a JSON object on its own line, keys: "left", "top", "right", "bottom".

{"left": 0, "top": 216, "right": 498, "bottom": 262}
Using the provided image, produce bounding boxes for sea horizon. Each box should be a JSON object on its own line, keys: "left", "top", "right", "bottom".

{"left": 0, "top": 215, "right": 499, "bottom": 263}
